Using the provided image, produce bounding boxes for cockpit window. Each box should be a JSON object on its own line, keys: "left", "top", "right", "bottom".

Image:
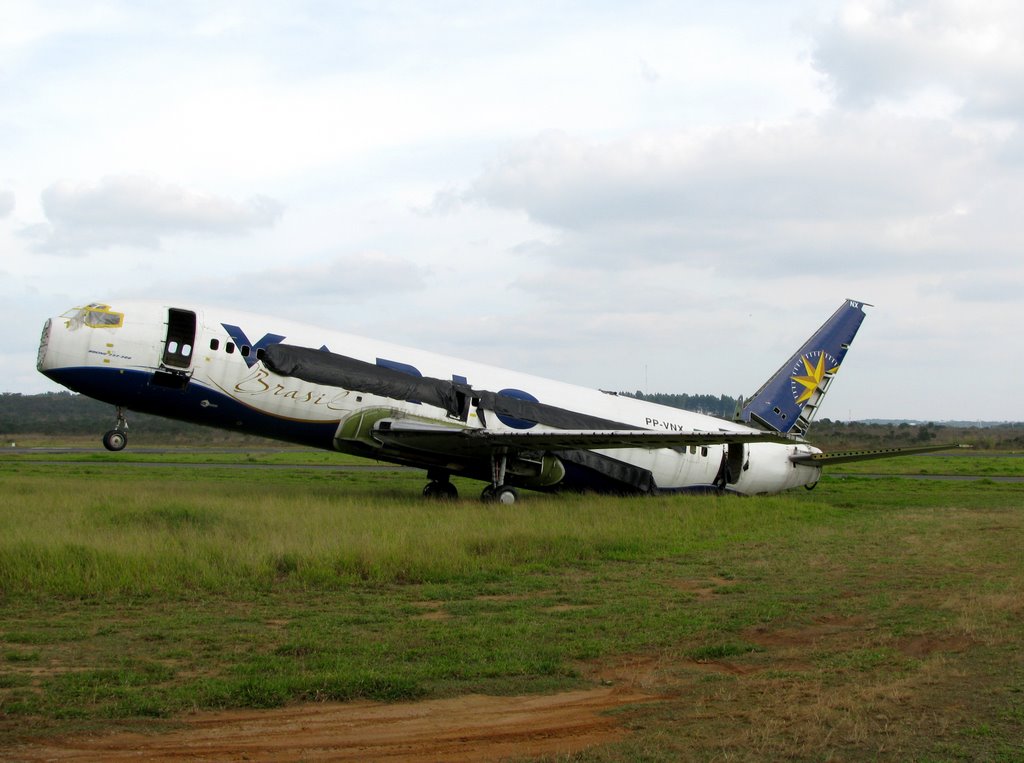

{"left": 62, "top": 303, "right": 124, "bottom": 330}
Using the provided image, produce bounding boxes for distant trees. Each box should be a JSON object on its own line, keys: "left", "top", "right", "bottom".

{"left": 626, "top": 391, "right": 739, "bottom": 418}
{"left": 3, "top": 392, "right": 1022, "bottom": 449}
{"left": 1, "top": 390, "right": 744, "bottom": 437}
{"left": 0, "top": 392, "right": 240, "bottom": 443}
{"left": 809, "top": 420, "right": 1024, "bottom": 450}
{"left": 1, "top": 392, "right": 114, "bottom": 435}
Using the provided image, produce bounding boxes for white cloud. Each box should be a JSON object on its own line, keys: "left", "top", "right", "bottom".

{"left": 639, "top": 58, "right": 661, "bottom": 85}
{"left": 0, "top": 2, "right": 122, "bottom": 56}
{"left": 461, "top": 115, "right": 1013, "bottom": 278}
{"left": 921, "top": 267, "right": 1024, "bottom": 302}
{"left": 26, "top": 175, "right": 284, "bottom": 254}
{"left": 0, "top": 190, "right": 13, "bottom": 218}
{"left": 4, "top": 1, "right": 1024, "bottom": 418}
{"left": 812, "top": 0, "right": 1024, "bottom": 117}
{"left": 176, "top": 252, "right": 430, "bottom": 309}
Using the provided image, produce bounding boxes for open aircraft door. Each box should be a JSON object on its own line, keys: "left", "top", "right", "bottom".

{"left": 727, "top": 443, "right": 746, "bottom": 485}
{"left": 153, "top": 308, "right": 197, "bottom": 390}
{"left": 162, "top": 308, "right": 197, "bottom": 368}
{"left": 715, "top": 442, "right": 747, "bottom": 488}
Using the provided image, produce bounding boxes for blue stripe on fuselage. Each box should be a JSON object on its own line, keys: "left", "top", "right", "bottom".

{"left": 43, "top": 366, "right": 340, "bottom": 449}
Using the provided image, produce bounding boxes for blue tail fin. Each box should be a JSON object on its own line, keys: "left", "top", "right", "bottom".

{"left": 738, "top": 299, "right": 869, "bottom": 436}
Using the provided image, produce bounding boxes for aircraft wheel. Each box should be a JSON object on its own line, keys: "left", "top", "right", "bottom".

{"left": 423, "top": 480, "right": 458, "bottom": 500}
{"left": 495, "top": 487, "right": 518, "bottom": 505}
{"left": 102, "top": 430, "right": 128, "bottom": 452}
{"left": 482, "top": 486, "right": 518, "bottom": 505}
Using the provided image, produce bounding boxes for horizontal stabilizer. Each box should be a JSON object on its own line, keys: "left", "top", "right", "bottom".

{"left": 790, "top": 442, "right": 969, "bottom": 466}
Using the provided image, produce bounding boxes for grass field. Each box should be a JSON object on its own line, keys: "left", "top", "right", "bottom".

{"left": 1, "top": 449, "right": 1022, "bottom": 760}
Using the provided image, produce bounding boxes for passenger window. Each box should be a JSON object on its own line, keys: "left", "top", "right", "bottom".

{"left": 210, "top": 339, "right": 220, "bottom": 351}
{"left": 181, "top": 344, "right": 192, "bottom": 358}
{"left": 241, "top": 346, "right": 250, "bottom": 357}
{"left": 226, "top": 343, "right": 235, "bottom": 354}
{"left": 256, "top": 348, "right": 266, "bottom": 361}
{"left": 167, "top": 341, "right": 179, "bottom": 354}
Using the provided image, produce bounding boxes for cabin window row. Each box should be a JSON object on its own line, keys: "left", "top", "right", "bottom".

{"left": 209, "top": 338, "right": 267, "bottom": 361}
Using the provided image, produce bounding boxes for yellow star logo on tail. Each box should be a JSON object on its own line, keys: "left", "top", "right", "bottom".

{"left": 791, "top": 352, "right": 840, "bottom": 404}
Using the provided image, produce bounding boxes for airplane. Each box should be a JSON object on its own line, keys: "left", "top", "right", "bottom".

{"left": 35, "top": 298, "right": 960, "bottom": 503}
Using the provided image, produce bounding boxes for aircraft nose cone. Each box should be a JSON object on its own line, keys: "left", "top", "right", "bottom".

{"left": 36, "top": 318, "right": 53, "bottom": 373}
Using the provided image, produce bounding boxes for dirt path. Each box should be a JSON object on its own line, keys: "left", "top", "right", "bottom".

{"left": 11, "top": 685, "right": 657, "bottom": 762}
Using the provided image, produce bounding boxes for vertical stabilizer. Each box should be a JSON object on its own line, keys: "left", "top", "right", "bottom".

{"left": 738, "top": 300, "right": 869, "bottom": 436}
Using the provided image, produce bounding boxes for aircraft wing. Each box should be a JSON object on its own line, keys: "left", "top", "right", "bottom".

{"left": 371, "top": 419, "right": 791, "bottom": 458}
{"left": 789, "top": 442, "right": 969, "bottom": 466}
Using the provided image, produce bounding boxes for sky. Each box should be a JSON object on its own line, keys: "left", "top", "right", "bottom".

{"left": 2, "top": 0, "right": 1022, "bottom": 421}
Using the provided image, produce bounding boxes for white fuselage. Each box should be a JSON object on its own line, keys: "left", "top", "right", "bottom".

{"left": 37, "top": 301, "right": 823, "bottom": 495}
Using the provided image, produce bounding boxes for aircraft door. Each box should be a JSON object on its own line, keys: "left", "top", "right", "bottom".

{"left": 726, "top": 443, "right": 745, "bottom": 485}
{"left": 162, "top": 309, "right": 197, "bottom": 369}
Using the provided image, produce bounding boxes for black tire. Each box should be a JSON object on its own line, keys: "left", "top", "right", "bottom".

{"left": 481, "top": 485, "right": 518, "bottom": 504}
{"left": 102, "top": 430, "right": 127, "bottom": 452}
{"left": 423, "top": 480, "right": 458, "bottom": 500}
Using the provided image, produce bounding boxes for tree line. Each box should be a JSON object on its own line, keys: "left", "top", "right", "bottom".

{"left": 1, "top": 391, "right": 743, "bottom": 436}
{"left": 2, "top": 391, "right": 1021, "bottom": 450}
{"left": 624, "top": 391, "right": 739, "bottom": 418}
{"left": 0, "top": 392, "right": 240, "bottom": 442}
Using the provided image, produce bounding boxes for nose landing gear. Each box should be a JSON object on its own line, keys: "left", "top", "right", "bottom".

{"left": 102, "top": 407, "right": 129, "bottom": 452}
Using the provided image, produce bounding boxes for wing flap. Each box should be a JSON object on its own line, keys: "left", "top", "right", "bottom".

{"left": 371, "top": 419, "right": 790, "bottom": 457}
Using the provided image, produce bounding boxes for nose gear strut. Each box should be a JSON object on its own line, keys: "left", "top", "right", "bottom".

{"left": 102, "top": 406, "right": 129, "bottom": 452}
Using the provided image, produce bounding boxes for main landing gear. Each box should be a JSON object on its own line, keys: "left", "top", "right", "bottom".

{"left": 480, "top": 484, "right": 519, "bottom": 505}
{"left": 481, "top": 448, "right": 518, "bottom": 505}
{"left": 423, "top": 476, "right": 458, "bottom": 500}
{"left": 421, "top": 478, "right": 519, "bottom": 504}
{"left": 102, "top": 407, "right": 129, "bottom": 452}
{"left": 421, "top": 452, "right": 521, "bottom": 504}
